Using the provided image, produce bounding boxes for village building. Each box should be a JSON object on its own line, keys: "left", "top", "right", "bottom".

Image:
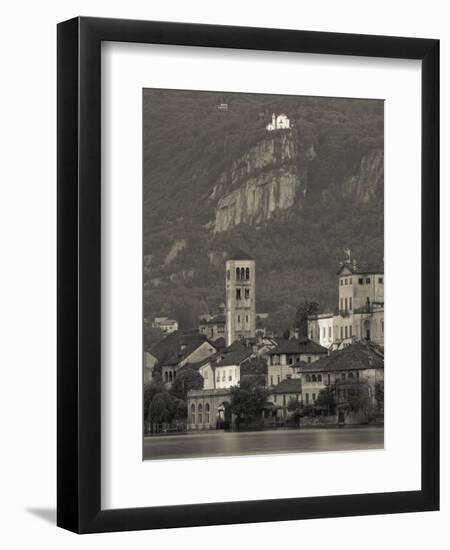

{"left": 267, "top": 378, "right": 302, "bottom": 421}
{"left": 308, "top": 251, "right": 384, "bottom": 349}
{"left": 293, "top": 341, "right": 384, "bottom": 422}
{"left": 265, "top": 338, "right": 329, "bottom": 387}
{"left": 225, "top": 251, "right": 256, "bottom": 345}
{"left": 187, "top": 388, "right": 233, "bottom": 431}
{"left": 198, "top": 313, "right": 226, "bottom": 341}
{"left": 266, "top": 113, "right": 291, "bottom": 131}
{"left": 152, "top": 316, "right": 178, "bottom": 334}
{"left": 143, "top": 330, "right": 217, "bottom": 387}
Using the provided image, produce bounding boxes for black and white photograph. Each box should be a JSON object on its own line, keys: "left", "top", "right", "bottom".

{"left": 143, "top": 89, "right": 385, "bottom": 460}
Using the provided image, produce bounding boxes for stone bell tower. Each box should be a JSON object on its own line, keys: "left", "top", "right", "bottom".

{"left": 225, "top": 251, "right": 256, "bottom": 346}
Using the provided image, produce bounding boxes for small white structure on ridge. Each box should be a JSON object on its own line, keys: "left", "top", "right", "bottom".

{"left": 266, "top": 113, "right": 290, "bottom": 131}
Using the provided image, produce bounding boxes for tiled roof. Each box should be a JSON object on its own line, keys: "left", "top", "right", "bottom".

{"left": 293, "top": 341, "right": 384, "bottom": 373}
{"left": 182, "top": 354, "right": 217, "bottom": 371}
{"left": 266, "top": 338, "right": 329, "bottom": 355}
{"left": 336, "top": 261, "right": 384, "bottom": 276}
{"left": 215, "top": 344, "right": 253, "bottom": 367}
{"left": 209, "top": 337, "right": 226, "bottom": 350}
{"left": 271, "top": 378, "right": 302, "bottom": 393}
{"left": 205, "top": 314, "right": 226, "bottom": 325}
{"left": 149, "top": 330, "right": 215, "bottom": 366}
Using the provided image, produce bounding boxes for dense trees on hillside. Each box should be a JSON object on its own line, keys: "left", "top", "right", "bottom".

{"left": 143, "top": 90, "right": 384, "bottom": 338}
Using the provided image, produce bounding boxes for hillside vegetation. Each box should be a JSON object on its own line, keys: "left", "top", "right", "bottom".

{"left": 143, "top": 89, "right": 384, "bottom": 344}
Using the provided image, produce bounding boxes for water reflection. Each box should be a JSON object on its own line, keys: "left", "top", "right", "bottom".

{"left": 143, "top": 427, "right": 384, "bottom": 461}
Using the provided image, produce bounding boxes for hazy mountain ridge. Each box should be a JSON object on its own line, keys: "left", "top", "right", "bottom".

{"left": 143, "top": 90, "right": 384, "bottom": 335}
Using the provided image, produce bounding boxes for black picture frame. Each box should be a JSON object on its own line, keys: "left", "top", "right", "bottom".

{"left": 57, "top": 16, "right": 439, "bottom": 534}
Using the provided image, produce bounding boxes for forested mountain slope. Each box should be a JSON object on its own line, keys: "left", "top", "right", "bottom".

{"left": 143, "top": 89, "right": 384, "bottom": 337}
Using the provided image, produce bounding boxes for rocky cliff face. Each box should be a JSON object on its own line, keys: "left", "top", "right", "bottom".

{"left": 211, "top": 131, "right": 307, "bottom": 232}
{"left": 343, "top": 149, "right": 383, "bottom": 203}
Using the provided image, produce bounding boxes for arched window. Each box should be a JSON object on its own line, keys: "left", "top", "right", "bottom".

{"left": 348, "top": 372, "right": 354, "bottom": 379}
{"left": 164, "top": 371, "right": 169, "bottom": 382}
{"left": 246, "top": 267, "right": 250, "bottom": 280}
{"left": 236, "top": 267, "right": 240, "bottom": 280}
{"left": 169, "top": 371, "right": 173, "bottom": 382}
{"left": 205, "top": 403, "right": 210, "bottom": 424}
{"left": 312, "top": 374, "right": 317, "bottom": 382}
{"left": 190, "top": 404, "right": 196, "bottom": 424}
{"left": 227, "top": 270, "right": 230, "bottom": 280}
{"left": 198, "top": 403, "right": 203, "bottom": 424}
{"left": 305, "top": 375, "right": 311, "bottom": 383}
{"left": 317, "top": 374, "right": 322, "bottom": 382}
{"left": 240, "top": 267, "right": 245, "bottom": 280}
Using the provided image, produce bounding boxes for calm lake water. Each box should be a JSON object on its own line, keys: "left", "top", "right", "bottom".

{"left": 143, "top": 426, "right": 384, "bottom": 460}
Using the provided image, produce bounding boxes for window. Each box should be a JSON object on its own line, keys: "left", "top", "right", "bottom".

{"left": 317, "top": 374, "right": 322, "bottom": 382}
{"left": 382, "top": 321, "right": 384, "bottom": 334}
{"left": 277, "top": 375, "right": 281, "bottom": 384}
{"left": 345, "top": 278, "right": 348, "bottom": 285}
{"left": 204, "top": 370, "right": 208, "bottom": 379}
{"left": 358, "top": 278, "right": 363, "bottom": 285}
{"left": 349, "top": 278, "right": 352, "bottom": 285}
{"left": 312, "top": 393, "right": 316, "bottom": 401}
{"left": 246, "top": 267, "right": 250, "bottom": 280}
{"left": 322, "top": 327, "right": 326, "bottom": 339}
{"left": 328, "top": 326, "right": 332, "bottom": 338}
{"left": 236, "top": 267, "right": 240, "bottom": 280}
{"left": 344, "top": 326, "right": 348, "bottom": 338}
{"left": 236, "top": 288, "right": 241, "bottom": 300}
{"left": 348, "top": 372, "right": 354, "bottom": 379}
{"left": 227, "top": 270, "right": 230, "bottom": 280}
{"left": 366, "top": 277, "right": 371, "bottom": 284}
{"left": 198, "top": 404, "right": 203, "bottom": 424}
{"left": 240, "top": 267, "right": 245, "bottom": 280}
{"left": 244, "top": 288, "right": 250, "bottom": 299}
{"left": 274, "top": 394, "right": 277, "bottom": 403}
{"left": 270, "top": 375, "right": 274, "bottom": 385}
{"left": 272, "top": 354, "right": 280, "bottom": 365}
{"left": 164, "top": 371, "right": 169, "bottom": 382}
{"left": 237, "top": 314, "right": 240, "bottom": 324}
{"left": 349, "top": 297, "right": 352, "bottom": 310}
{"left": 312, "top": 374, "right": 316, "bottom": 382}
{"left": 222, "top": 370, "right": 226, "bottom": 381}
{"left": 378, "top": 277, "right": 383, "bottom": 284}
{"left": 216, "top": 372, "right": 220, "bottom": 382}
{"left": 305, "top": 375, "right": 311, "bottom": 382}
{"left": 305, "top": 393, "right": 309, "bottom": 404}
{"left": 349, "top": 325, "right": 353, "bottom": 337}
{"left": 341, "top": 373, "right": 346, "bottom": 381}
{"left": 340, "top": 298, "right": 343, "bottom": 310}
{"left": 205, "top": 403, "right": 210, "bottom": 424}
{"left": 307, "top": 356, "right": 311, "bottom": 363}
{"left": 340, "top": 280, "right": 343, "bottom": 286}
{"left": 344, "top": 297, "right": 348, "bottom": 311}
{"left": 228, "top": 370, "right": 232, "bottom": 381}
{"left": 190, "top": 404, "right": 196, "bottom": 424}
{"left": 340, "top": 327, "right": 343, "bottom": 339}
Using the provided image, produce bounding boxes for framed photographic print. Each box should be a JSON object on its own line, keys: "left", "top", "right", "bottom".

{"left": 57, "top": 17, "right": 439, "bottom": 533}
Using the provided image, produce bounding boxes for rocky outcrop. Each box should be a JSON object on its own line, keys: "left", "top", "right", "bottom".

{"left": 343, "top": 149, "right": 383, "bottom": 203}
{"left": 214, "top": 169, "right": 299, "bottom": 232}
{"left": 164, "top": 239, "right": 187, "bottom": 266}
{"left": 211, "top": 131, "right": 307, "bottom": 232}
